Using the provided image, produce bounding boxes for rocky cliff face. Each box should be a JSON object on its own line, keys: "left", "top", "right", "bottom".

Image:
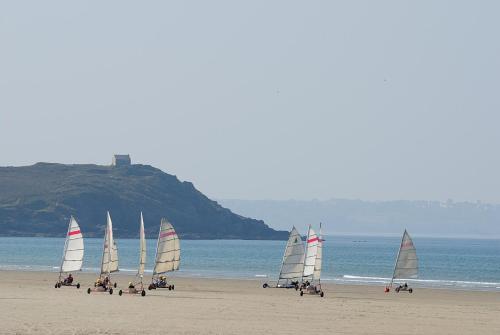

{"left": 0, "top": 163, "right": 287, "bottom": 239}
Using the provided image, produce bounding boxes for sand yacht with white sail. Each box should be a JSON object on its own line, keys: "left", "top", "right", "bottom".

{"left": 299, "top": 224, "right": 324, "bottom": 297}
{"left": 148, "top": 218, "right": 180, "bottom": 290}
{"left": 386, "top": 229, "right": 418, "bottom": 293}
{"left": 263, "top": 226, "right": 305, "bottom": 289}
{"left": 87, "top": 211, "right": 119, "bottom": 294}
{"left": 119, "top": 212, "right": 147, "bottom": 297}
{"left": 54, "top": 216, "right": 84, "bottom": 289}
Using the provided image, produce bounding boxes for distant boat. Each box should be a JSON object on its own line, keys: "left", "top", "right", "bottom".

{"left": 149, "top": 218, "right": 180, "bottom": 291}
{"left": 388, "top": 229, "right": 418, "bottom": 293}
{"left": 55, "top": 216, "right": 84, "bottom": 289}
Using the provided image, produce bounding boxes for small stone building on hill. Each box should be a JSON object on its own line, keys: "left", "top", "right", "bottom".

{"left": 112, "top": 154, "right": 131, "bottom": 167}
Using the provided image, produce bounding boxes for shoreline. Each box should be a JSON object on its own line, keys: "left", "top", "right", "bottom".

{"left": 0, "top": 268, "right": 499, "bottom": 293}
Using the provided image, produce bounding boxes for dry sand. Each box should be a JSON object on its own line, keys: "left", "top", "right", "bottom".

{"left": 0, "top": 271, "right": 499, "bottom": 335}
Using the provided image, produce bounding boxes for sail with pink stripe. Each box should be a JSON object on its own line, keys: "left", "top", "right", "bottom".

{"left": 313, "top": 223, "right": 323, "bottom": 281}
{"left": 152, "top": 218, "right": 180, "bottom": 275}
{"left": 60, "top": 216, "right": 84, "bottom": 273}
{"left": 302, "top": 225, "right": 318, "bottom": 279}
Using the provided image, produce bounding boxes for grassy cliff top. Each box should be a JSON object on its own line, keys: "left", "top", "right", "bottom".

{"left": 0, "top": 163, "right": 287, "bottom": 240}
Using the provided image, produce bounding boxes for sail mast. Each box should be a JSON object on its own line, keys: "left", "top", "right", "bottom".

{"left": 390, "top": 229, "right": 406, "bottom": 287}
{"left": 59, "top": 217, "right": 73, "bottom": 282}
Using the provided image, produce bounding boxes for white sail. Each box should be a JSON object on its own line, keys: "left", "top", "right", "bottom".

{"left": 60, "top": 216, "right": 84, "bottom": 273}
{"left": 138, "top": 212, "right": 146, "bottom": 277}
{"left": 101, "top": 212, "right": 119, "bottom": 274}
{"left": 302, "top": 225, "right": 319, "bottom": 279}
{"left": 153, "top": 218, "right": 180, "bottom": 275}
{"left": 391, "top": 230, "right": 418, "bottom": 283}
{"left": 110, "top": 240, "right": 119, "bottom": 273}
{"left": 313, "top": 223, "right": 323, "bottom": 281}
{"left": 277, "top": 227, "right": 305, "bottom": 284}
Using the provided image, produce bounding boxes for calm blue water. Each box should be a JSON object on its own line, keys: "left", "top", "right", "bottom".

{"left": 0, "top": 236, "right": 499, "bottom": 291}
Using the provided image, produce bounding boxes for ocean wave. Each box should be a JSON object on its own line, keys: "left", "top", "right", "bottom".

{"left": 343, "top": 275, "right": 390, "bottom": 281}
{"left": 337, "top": 274, "right": 500, "bottom": 290}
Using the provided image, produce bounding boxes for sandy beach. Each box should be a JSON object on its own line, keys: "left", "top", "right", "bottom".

{"left": 0, "top": 271, "right": 498, "bottom": 334}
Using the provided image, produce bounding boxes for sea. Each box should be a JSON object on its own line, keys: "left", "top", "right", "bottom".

{"left": 0, "top": 236, "right": 499, "bottom": 291}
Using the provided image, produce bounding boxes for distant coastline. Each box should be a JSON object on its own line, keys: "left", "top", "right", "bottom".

{"left": 219, "top": 198, "right": 500, "bottom": 238}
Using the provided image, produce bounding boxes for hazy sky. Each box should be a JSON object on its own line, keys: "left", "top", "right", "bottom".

{"left": 1, "top": 1, "right": 499, "bottom": 203}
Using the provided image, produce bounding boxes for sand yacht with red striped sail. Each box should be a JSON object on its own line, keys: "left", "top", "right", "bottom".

{"left": 148, "top": 217, "right": 180, "bottom": 291}
{"left": 54, "top": 216, "right": 84, "bottom": 289}
{"left": 299, "top": 224, "right": 324, "bottom": 297}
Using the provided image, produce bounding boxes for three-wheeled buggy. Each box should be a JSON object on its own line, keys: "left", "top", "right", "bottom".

{"left": 55, "top": 274, "right": 81, "bottom": 289}
{"left": 148, "top": 275, "right": 175, "bottom": 291}
{"left": 119, "top": 281, "right": 146, "bottom": 297}
{"left": 299, "top": 281, "right": 325, "bottom": 297}
{"left": 87, "top": 276, "right": 117, "bottom": 295}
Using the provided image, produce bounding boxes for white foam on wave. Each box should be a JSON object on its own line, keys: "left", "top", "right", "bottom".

{"left": 339, "top": 274, "right": 500, "bottom": 290}
{"left": 343, "top": 275, "right": 390, "bottom": 281}
{"left": 409, "top": 278, "right": 500, "bottom": 286}
{"left": 119, "top": 268, "right": 140, "bottom": 273}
